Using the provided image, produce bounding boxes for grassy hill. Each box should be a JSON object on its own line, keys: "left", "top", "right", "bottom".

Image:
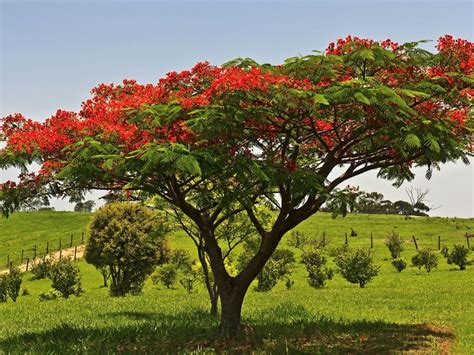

{"left": 0, "top": 211, "right": 473, "bottom": 352}
{"left": 0, "top": 211, "right": 91, "bottom": 267}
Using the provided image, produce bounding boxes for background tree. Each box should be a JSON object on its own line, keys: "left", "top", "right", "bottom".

{"left": 74, "top": 200, "right": 96, "bottom": 212}
{"left": 85, "top": 203, "right": 171, "bottom": 296}
{"left": 0, "top": 35, "right": 472, "bottom": 333}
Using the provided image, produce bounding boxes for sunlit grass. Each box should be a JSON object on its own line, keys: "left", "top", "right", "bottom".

{"left": 0, "top": 211, "right": 473, "bottom": 352}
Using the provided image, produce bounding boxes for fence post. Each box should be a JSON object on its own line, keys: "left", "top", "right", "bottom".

{"left": 21, "top": 250, "right": 24, "bottom": 264}
{"left": 74, "top": 246, "right": 77, "bottom": 261}
{"left": 370, "top": 232, "right": 373, "bottom": 249}
{"left": 466, "top": 234, "right": 471, "bottom": 248}
{"left": 59, "top": 238, "right": 62, "bottom": 250}
{"left": 46, "top": 241, "right": 49, "bottom": 255}
{"left": 26, "top": 257, "right": 30, "bottom": 272}
{"left": 81, "top": 231, "right": 84, "bottom": 244}
{"left": 6, "top": 255, "right": 9, "bottom": 268}
{"left": 438, "top": 236, "right": 441, "bottom": 250}
{"left": 322, "top": 231, "right": 326, "bottom": 244}
{"left": 345, "top": 232, "right": 348, "bottom": 245}
{"left": 9, "top": 261, "right": 12, "bottom": 272}
{"left": 59, "top": 249, "right": 62, "bottom": 259}
{"left": 33, "top": 245, "right": 37, "bottom": 259}
{"left": 412, "top": 236, "right": 418, "bottom": 250}
{"left": 70, "top": 234, "right": 73, "bottom": 248}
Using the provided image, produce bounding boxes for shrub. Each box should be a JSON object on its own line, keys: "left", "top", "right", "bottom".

{"left": 154, "top": 264, "right": 178, "bottom": 288}
{"left": 391, "top": 258, "right": 407, "bottom": 273}
{"left": 335, "top": 248, "right": 379, "bottom": 288}
{"left": 350, "top": 228, "right": 358, "bottom": 237}
{"left": 85, "top": 202, "right": 171, "bottom": 296}
{"left": 238, "top": 240, "right": 295, "bottom": 292}
{"left": 328, "top": 243, "right": 350, "bottom": 257}
{"left": 49, "top": 258, "right": 82, "bottom": 298}
{"left": 254, "top": 249, "right": 295, "bottom": 292}
{"left": 301, "top": 251, "right": 334, "bottom": 288}
{"left": 179, "top": 261, "right": 201, "bottom": 293}
{"left": 440, "top": 245, "right": 449, "bottom": 258}
{"left": 285, "top": 278, "right": 295, "bottom": 290}
{"left": 39, "top": 289, "right": 63, "bottom": 301}
{"left": 169, "top": 249, "right": 192, "bottom": 270}
{"left": 22, "top": 288, "right": 30, "bottom": 296}
{"left": 6, "top": 266, "right": 22, "bottom": 302}
{"left": 447, "top": 244, "right": 470, "bottom": 270}
{"left": 30, "top": 257, "right": 53, "bottom": 280}
{"left": 0, "top": 275, "right": 7, "bottom": 302}
{"left": 385, "top": 231, "right": 404, "bottom": 259}
{"left": 412, "top": 249, "right": 438, "bottom": 273}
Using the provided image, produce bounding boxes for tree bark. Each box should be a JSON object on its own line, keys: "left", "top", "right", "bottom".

{"left": 218, "top": 282, "right": 246, "bottom": 335}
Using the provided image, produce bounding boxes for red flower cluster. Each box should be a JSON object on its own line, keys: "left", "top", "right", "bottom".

{"left": 326, "top": 35, "right": 399, "bottom": 55}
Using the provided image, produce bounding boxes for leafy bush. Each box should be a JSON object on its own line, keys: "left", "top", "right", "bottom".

{"left": 447, "top": 244, "right": 470, "bottom": 270}
{"left": 328, "top": 244, "right": 350, "bottom": 257}
{"left": 440, "top": 245, "right": 449, "bottom": 258}
{"left": 301, "top": 251, "right": 334, "bottom": 288}
{"left": 6, "top": 266, "right": 22, "bottom": 302}
{"left": 391, "top": 258, "right": 407, "bottom": 273}
{"left": 169, "top": 249, "right": 192, "bottom": 270}
{"left": 0, "top": 275, "right": 7, "bottom": 302}
{"left": 49, "top": 258, "right": 82, "bottom": 298}
{"left": 30, "top": 257, "right": 53, "bottom": 280}
{"left": 153, "top": 264, "right": 178, "bottom": 289}
{"left": 335, "top": 248, "right": 379, "bottom": 288}
{"left": 179, "top": 261, "right": 201, "bottom": 293}
{"left": 254, "top": 249, "right": 295, "bottom": 292}
{"left": 385, "top": 231, "right": 404, "bottom": 259}
{"left": 412, "top": 249, "right": 438, "bottom": 273}
{"left": 39, "top": 289, "right": 63, "bottom": 301}
{"left": 85, "top": 202, "right": 171, "bottom": 296}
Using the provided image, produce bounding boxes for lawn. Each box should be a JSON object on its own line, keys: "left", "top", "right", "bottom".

{"left": 0, "top": 211, "right": 473, "bottom": 353}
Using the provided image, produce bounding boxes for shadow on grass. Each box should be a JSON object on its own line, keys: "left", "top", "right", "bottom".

{"left": 0, "top": 304, "right": 453, "bottom": 353}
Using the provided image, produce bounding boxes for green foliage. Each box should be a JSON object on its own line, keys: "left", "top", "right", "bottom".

{"left": 6, "top": 266, "right": 22, "bottom": 302}
{"left": 334, "top": 248, "right": 380, "bottom": 288}
{"left": 153, "top": 264, "right": 178, "bottom": 289}
{"left": 391, "top": 258, "right": 407, "bottom": 273}
{"left": 169, "top": 249, "right": 193, "bottom": 270}
{"left": 411, "top": 249, "right": 438, "bottom": 273}
{"left": 49, "top": 258, "right": 82, "bottom": 298}
{"left": 179, "top": 261, "right": 202, "bottom": 293}
{"left": 0, "top": 275, "right": 7, "bottom": 302}
{"left": 301, "top": 251, "right": 334, "bottom": 288}
{"left": 440, "top": 245, "right": 450, "bottom": 258}
{"left": 447, "top": 244, "right": 470, "bottom": 270}
{"left": 30, "top": 257, "right": 54, "bottom": 280}
{"left": 39, "top": 289, "right": 63, "bottom": 302}
{"left": 85, "top": 202, "right": 171, "bottom": 296}
{"left": 385, "top": 231, "right": 404, "bottom": 259}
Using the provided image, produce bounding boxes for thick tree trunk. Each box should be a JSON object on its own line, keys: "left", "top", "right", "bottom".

{"left": 218, "top": 284, "right": 246, "bottom": 335}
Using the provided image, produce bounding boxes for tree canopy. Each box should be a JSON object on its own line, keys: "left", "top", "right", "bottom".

{"left": 1, "top": 35, "right": 472, "bottom": 332}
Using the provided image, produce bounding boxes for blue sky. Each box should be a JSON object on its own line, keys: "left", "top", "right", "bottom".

{"left": 1, "top": 0, "right": 473, "bottom": 217}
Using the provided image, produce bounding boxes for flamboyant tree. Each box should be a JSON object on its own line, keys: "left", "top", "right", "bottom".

{"left": 1, "top": 35, "right": 472, "bottom": 332}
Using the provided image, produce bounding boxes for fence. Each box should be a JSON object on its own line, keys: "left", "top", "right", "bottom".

{"left": 304, "top": 230, "right": 472, "bottom": 251}
{"left": 3, "top": 230, "right": 86, "bottom": 271}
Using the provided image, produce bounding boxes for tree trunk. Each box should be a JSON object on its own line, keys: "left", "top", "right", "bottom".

{"left": 219, "top": 284, "right": 246, "bottom": 335}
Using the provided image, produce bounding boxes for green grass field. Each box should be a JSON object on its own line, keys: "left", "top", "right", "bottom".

{"left": 1, "top": 211, "right": 473, "bottom": 353}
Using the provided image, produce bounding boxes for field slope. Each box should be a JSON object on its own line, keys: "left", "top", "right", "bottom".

{"left": 0, "top": 211, "right": 473, "bottom": 353}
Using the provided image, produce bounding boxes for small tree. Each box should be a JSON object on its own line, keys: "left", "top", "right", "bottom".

{"left": 335, "top": 248, "right": 379, "bottom": 288}
{"left": 85, "top": 203, "right": 171, "bottom": 296}
{"left": 301, "top": 250, "right": 334, "bottom": 288}
{"left": 49, "top": 258, "right": 82, "bottom": 298}
{"left": 385, "top": 231, "right": 404, "bottom": 259}
{"left": 153, "top": 264, "right": 178, "bottom": 289}
{"left": 6, "top": 266, "right": 22, "bottom": 302}
{"left": 391, "top": 258, "right": 407, "bottom": 272}
{"left": 447, "top": 244, "right": 470, "bottom": 270}
{"left": 412, "top": 249, "right": 438, "bottom": 273}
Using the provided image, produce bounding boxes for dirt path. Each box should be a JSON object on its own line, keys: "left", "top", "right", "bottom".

{"left": 0, "top": 245, "right": 86, "bottom": 275}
